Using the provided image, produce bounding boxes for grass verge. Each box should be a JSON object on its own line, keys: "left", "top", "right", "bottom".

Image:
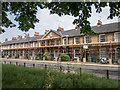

{"left": 2, "top": 64, "right": 118, "bottom": 88}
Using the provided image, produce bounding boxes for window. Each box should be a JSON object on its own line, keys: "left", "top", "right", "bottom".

{"left": 33, "top": 42, "right": 35, "bottom": 47}
{"left": 99, "top": 48, "right": 106, "bottom": 59}
{"left": 19, "top": 44, "right": 21, "bottom": 48}
{"left": 84, "top": 36, "right": 91, "bottom": 43}
{"left": 74, "top": 50, "right": 80, "bottom": 58}
{"left": 39, "top": 42, "right": 41, "bottom": 47}
{"left": 114, "top": 32, "right": 120, "bottom": 42}
{"left": 50, "top": 32, "right": 52, "bottom": 37}
{"left": 15, "top": 44, "right": 17, "bottom": 48}
{"left": 54, "top": 50, "right": 58, "bottom": 57}
{"left": 63, "top": 39, "right": 66, "bottom": 45}
{"left": 99, "top": 34, "right": 106, "bottom": 42}
{"left": 74, "top": 37, "right": 80, "bottom": 44}
{"left": 23, "top": 43, "right": 25, "bottom": 48}
{"left": 56, "top": 40, "right": 59, "bottom": 45}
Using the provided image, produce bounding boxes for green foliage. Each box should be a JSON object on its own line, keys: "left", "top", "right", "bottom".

{"left": 2, "top": 64, "right": 118, "bottom": 88}
{"left": 2, "top": 55, "right": 5, "bottom": 58}
{"left": 1, "top": 2, "right": 119, "bottom": 35}
{"left": 43, "top": 52, "right": 51, "bottom": 60}
{"left": 60, "top": 53, "right": 70, "bottom": 61}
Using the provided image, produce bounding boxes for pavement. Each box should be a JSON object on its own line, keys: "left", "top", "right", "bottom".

{"left": 0, "top": 58, "right": 119, "bottom": 68}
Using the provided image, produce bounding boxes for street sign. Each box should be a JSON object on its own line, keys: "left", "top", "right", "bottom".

{"left": 83, "top": 45, "right": 88, "bottom": 49}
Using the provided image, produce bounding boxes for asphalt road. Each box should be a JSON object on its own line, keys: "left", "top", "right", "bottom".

{"left": 1, "top": 59, "right": 119, "bottom": 79}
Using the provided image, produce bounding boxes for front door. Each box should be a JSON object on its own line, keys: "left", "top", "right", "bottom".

{"left": 115, "top": 48, "right": 120, "bottom": 62}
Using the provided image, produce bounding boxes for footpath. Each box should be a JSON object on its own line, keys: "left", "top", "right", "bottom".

{"left": 1, "top": 58, "right": 119, "bottom": 68}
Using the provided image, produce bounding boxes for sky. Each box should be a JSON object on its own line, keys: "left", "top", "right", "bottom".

{"left": 0, "top": 4, "right": 118, "bottom": 43}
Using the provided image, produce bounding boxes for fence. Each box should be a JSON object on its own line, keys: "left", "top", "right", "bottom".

{"left": 2, "top": 60, "right": 119, "bottom": 80}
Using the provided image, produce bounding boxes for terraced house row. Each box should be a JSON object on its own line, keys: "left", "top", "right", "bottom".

{"left": 0, "top": 22, "right": 120, "bottom": 63}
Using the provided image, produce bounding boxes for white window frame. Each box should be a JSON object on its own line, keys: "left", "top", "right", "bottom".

{"left": 33, "top": 42, "right": 35, "bottom": 47}
{"left": 114, "top": 32, "right": 120, "bottom": 42}
{"left": 74, "top": 37, "right": 80, "bottom": 44}
{"left": 63, "top": 38, "right": 66, "bottom": 45}
{"left": 15, "top": 44, "right": 17, "bottom": 48}
{"left": 23, "top": 43, "right": 25, "bottom": 48}
{"left": 12, "top": 44, "right": 13, "bottom": 48}
{"left": 99, "top": 34, "right": 106, "bottom": 42}
{"left": 54, "top": 50, "right": 58, "bottom": 58}
{"left": 74, "top": 49, "right": 79, "bottom": 58}
{"left": 99, "top": 48, "right": 106, "bottom": 59}
{"left": 50, "top": 32, "right": 53, "bottom": 37}
{"left": 19, "top": 44, "right": 21, "bottom": 48}
{"left": 39, "top": 42, "right": 41, "bottom": 47}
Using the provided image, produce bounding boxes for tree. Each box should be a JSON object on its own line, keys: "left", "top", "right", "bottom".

{"left": 1, "top": 2, "right": 119, "bottom": 35}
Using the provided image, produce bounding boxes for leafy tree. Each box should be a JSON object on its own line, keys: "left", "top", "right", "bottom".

{"left": 1, "top": 2, "right": 119, "bottom": 35}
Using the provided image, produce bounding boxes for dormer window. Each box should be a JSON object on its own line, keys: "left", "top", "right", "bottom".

{"left": 99, "top": 34, "right": 106, "bottom": 42}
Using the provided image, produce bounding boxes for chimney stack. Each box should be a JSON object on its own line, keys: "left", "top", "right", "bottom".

{"left": 75, "top": 24, "right": 80, "bottom": 30}
{"left": 5, "top": 38, "right": 8, "bottom": 42}
{"left": 45, "top": 30, "right": 49, "bottom": 34}
{"left": 57, "top": 26, "right": 64, "bottom": 31}
{"left": 34, "top": 32, "right": 39, "bottom": 36}
{"left": 12, "top": 37, "right": 17, "bottom": 40}
{"left": 97, "top": 20, "right": 102, "bottom": 26}
{"left": 25, "top": 34, "right": 30, "bottom": 38}
{"left": 17, "top": 35, "right": 22, "bottom": 39}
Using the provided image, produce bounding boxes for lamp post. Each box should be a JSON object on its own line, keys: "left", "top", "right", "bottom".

{"left": 24, "top": 33, "right": 30, "bottom": 60}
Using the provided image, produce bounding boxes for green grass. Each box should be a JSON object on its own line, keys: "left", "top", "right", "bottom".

{"left": 2, "top": 64, "right": 118, "bottom": 88}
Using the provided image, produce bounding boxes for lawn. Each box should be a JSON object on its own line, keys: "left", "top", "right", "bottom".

{"left": 2, "top": 64, "right": 118, "bottom": 88}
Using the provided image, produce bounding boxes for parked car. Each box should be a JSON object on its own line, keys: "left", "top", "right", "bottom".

{"left": 99, "top": 58, "right": 109, "bottom": 64}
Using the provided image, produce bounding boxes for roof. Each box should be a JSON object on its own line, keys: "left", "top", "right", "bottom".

{"left": 58, "top": 22, "right": 120, "bottom": 37}
{"left": 1, "top": 22, "right": 119, "bottom": 45}
{"left": 1, "top": 35, "right": 43, "bottom": 45}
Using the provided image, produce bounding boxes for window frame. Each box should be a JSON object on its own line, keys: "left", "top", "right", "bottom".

{"left": 99, "top": 34, "right": 106, "bottom": 42}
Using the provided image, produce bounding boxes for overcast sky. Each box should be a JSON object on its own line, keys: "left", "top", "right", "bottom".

{"left": 0, "top": 5, "right": 118, "bottom": 43}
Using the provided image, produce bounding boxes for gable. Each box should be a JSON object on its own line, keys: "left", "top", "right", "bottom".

{"left": 42, "top": 30, "right": 61, "bottom": 39}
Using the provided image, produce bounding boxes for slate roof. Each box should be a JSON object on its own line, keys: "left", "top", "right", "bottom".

{"left": 1, "top": 35, "right": 43, "bottom": 45}
{"left": 59, "top": 22, "right": 119, "bottom": 37}
{"left": 1, "top": 22, "right": 119, "bottom": 45}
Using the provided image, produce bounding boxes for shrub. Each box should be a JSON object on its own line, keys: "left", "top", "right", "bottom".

{"left": 60, "top": 53, "right": 70, "bottom": 61}
{"left": 43, "top": 52, "right": 51, "bottom": 60}
{"left": 2, "top": 55, "right": 5, "bottom": 58}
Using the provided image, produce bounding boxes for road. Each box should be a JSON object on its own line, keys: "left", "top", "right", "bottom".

{"left": 1, "top": 59, "right": 119, "bottom": 79}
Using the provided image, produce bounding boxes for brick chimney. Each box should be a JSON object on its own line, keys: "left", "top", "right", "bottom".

{"left": 75, "top": 24, "right": 80, "bottom": 30}
{"left": 25, "top": 34, "right": 30, "bottom": 38}
{"left": 57, "top": 26, "right": 64, "bottom": 31}
{"left": 17, "top": 35, "right": 22, "bottom": 39}
{"left": 12, "top": 37, "right": 17, "bottom": 40}
{"left": 5, "top": 38, "right": 8, "bottom": 42}
{"left": 45, "top": 30, "right": 49, "bottom": 34}
{"left": 97, "top": 20, "right": 102, "bottom": 26}
{"left": 34, "top": 32, "right": 39, "bottom": 36}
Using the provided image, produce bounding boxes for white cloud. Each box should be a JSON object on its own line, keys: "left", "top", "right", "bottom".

{"left": 0, "top": 6, "right": 118, "bottom": 43}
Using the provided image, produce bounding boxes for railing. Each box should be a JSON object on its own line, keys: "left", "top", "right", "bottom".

{"left": 2, "top": 60, "right": 118, "bottom": 80}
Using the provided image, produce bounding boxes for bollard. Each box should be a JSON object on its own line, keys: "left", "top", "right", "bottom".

{"left": 16, "top": 62, "right": 18, "bottom": 65}
{"left": 106, "top": 70, "right": 109, "bottom": 79}
{"left": 10, "top": 61, "right": 11, "bottom": 64}
{"left": 24, "top": 63, "right": 26, "bottom": 67}
{"left": 4, "top": 61, "right": 6, "bottom": 64}
{"left": 33, "top": 64, "right": 35, "bottom": 67}
{"left": 45, "top": 64, "right": 47, "bottom": 70}
{"left": 60, "top": 66, "right": 62, "bottom": 72}
{"left": 80, "top": 67, "right": 82, "bottom": 76}
{"left": 68, "top": 65, "right": 70, "bottom": 73}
